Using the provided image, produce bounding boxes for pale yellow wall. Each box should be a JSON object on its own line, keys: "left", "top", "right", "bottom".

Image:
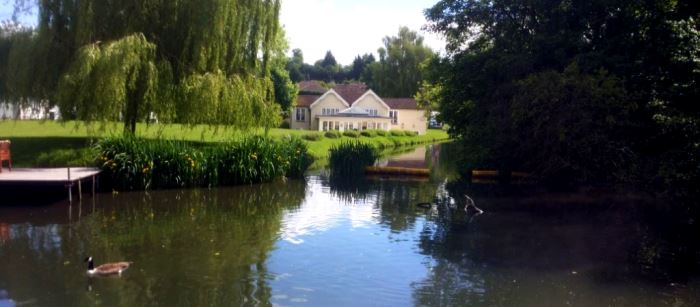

{"left": 309, "top": 93, "right": 348, "bottom": 130}
{"left": 290, "top": 107, "right": 311, "bottom": 130}
{"left": 393, "top": 109, "right": 427, "bottom": 135}
{"left": 352, "top": 95, "right": 390, "bottom": 116}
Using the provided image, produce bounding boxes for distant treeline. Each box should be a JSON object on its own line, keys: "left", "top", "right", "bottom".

{"left": 285, "top": 27, "right": 436, "bottom": 98}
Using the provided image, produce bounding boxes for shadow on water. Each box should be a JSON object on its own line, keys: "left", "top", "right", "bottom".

{"left": 0, "top": 179, "right": 307, "bottom": 307}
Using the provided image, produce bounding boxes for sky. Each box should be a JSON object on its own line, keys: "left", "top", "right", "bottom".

{"left": 280, "top": 0, "right": 445, "bottom": 65}
{"left": 0, "top": 0, "right": 445, "bottom": 65}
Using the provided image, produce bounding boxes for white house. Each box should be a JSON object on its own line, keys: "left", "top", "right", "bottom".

{"left": 290, "top": 82, "right": 427, "bottom": 134}
{"left": 0, "top": 101, "right": 60, "bottom": 120}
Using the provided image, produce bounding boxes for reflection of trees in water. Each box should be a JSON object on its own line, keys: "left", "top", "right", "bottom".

{"left": 0, "top": 179, "right": 308, "bottom": 306}
{"left": 411, "top": 182, "right": 700, "bottom": 305}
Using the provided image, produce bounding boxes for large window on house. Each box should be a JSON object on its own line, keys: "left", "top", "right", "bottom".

{"left": 368, "top": 109, "right": 378, "bottom": 116}
{"left": 295, "top": 108, "right": 306, "bottom": 122}
{"left": 389, "top": 110, "right": 398, "bottom": 124}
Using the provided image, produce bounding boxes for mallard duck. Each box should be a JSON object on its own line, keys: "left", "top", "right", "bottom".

{"left": 84, "top": 256, "right": 132, "bottom": 275}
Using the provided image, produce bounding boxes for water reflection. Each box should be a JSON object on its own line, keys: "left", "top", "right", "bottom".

{"left": 0, "top": 143, "right": 698, "bottom": 306}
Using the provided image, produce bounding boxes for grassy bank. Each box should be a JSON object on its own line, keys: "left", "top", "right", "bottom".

{"left": 0, "top": 120, "right": 450, "bottom": 167}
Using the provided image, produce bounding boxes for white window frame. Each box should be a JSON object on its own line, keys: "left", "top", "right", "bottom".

{"left": 296, "top": 108, "right": 306, "bottom": 122}
{"left": 389, "top": 110, "right": 398, "bottom": 124}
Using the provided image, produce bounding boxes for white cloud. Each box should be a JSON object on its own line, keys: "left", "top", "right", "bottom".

{"left": 280, "top": 0, "right": 444, "bottom": 65}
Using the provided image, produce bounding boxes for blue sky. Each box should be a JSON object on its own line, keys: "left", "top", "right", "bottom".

{"left": 0, "top": 0, "right": 445, "bottom": 65}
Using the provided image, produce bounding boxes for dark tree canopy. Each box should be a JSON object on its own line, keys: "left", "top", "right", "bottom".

{"left": 426, "top": 0, "right": 700, "bottom": 188}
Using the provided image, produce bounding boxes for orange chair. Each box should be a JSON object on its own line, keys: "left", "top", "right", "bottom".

{"left": 0, "top": 140, "right": 11, "bottom": 172}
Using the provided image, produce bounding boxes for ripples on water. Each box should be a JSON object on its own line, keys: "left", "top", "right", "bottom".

{"left": 0, "top": 144, "right": 698, "bottom": 306}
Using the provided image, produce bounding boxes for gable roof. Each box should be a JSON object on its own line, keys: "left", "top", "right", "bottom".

{"left": 353, "top": 90, "right": 391, "bottom": 110}
{"left": 309, "top": 89, "right": 350, "bottom": 109}
{"left": 383, "top": 98, "right": 419, "bottom": 110}
{"left": 332, "top": 83, "right": 368, "bottom": 104}
{"left": 298, "top": 80, "right": 327, "bottom": 95}
{"left": 296, "top": 95, "right": 320, "bottom": 108}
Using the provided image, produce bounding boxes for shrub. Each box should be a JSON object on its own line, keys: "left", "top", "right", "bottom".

{"left": 343, "top": 130, "right": 360, "bottom": 138}
{"left": 360, "top": 130, "right": 376, "bottom": 137}
{"left": 390, "top": 130, "right": 405, "bottom": 136}
{"left": 329, "top": 141, "right": 378, "bottom": 175}
{"left": 302, "top": 132, "right": 323, "bottom": 141}
{"left": 404, "top": 130, "right": 418, "bottom": 137}
{"left": 96, "top": 135, "right": 313, "bottom": 190}
{"left": 279, "top": 121, "right": 290, "bottom": 129}
{"left": 325, "top": 131, "right": 342, "bottom": 138}
{"left": 375, "top": 129, "right": 388, "bottom": 136}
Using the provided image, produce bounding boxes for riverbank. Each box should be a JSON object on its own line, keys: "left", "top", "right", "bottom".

{"left": 0, "top": 120, "right": 450, "bottom": 167}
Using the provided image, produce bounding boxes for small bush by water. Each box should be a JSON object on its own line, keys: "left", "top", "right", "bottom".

{"left": 325, "top": 131, "right": 342, "bottom": 138}
{"left": 96, "top": 135, "right": 313, "bottom": 190}
{"left": 302, "top": 132, "right": 323, "bottom": 141}
{"left": 328, "top": 141, "right": 378, "bottom": 175}
{"left": 342, "top": 130, "right": 360, "bottom": 138}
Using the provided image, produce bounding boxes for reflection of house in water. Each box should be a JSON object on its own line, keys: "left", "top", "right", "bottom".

{"left": 377, "top": 145, "right": 441, "bottom": 169}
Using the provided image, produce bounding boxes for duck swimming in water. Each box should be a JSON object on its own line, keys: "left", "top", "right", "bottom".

{"left": 84, "top": 256, "right": 132, "bottom": 276}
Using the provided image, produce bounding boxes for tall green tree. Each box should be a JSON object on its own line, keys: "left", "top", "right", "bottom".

{"left": 6, "top": 0, "right": 284, "bottom": 134}
{"left": 426, "top": 0, "right": 700, "bottom": 186}
{"left": 368, "top": 27, "right": 435, "bottom": 97}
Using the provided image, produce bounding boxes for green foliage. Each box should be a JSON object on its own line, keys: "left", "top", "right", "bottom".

{"left": 96, "top": 135, "right": 312, "bottom": 190}
{"left": 302, "top": 132, "right": 323, "bottom": 141}
{"left": 426, "top": 0, "right": 700, "bottom": 188}
{"left": 3, "top": 0, "right": 285, "bottom": 134}
{"left": 178, "top": 71, "right": 282, "bottom": 129}
{"left": 375, "top": 129, "right": 388, "bottom": 136}
{"left": 324, "top": 130, "right": 342, "bottom": 138}
{"left": 342, "top": 130, "right": 360, "bottom": 138}
{"left": 390, "top": 130, "right": 405, "bottom": 136}
{"left": 360, "top": 130, "right": 376, "bottom": 137}
{"left": 271, "top": 65, "right": 299, "bottom": 113}
{"left": 403, "top": 130, "right": 418, "bottom": 137}
{"left": 329, "top": 141, "right": 378, "bottom": 175}
{"left": 57, "top": 34, "right": 160, "bottom": 134}
{"left": 368, "top": 27, "right": 436, "bottom": 97}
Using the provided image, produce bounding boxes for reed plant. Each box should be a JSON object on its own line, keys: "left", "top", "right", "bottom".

{"left": 328, "top": 141, "right": 378, "bottom": 175}
{"left": 96, "top": 135, "right": 313, "bottom": 190}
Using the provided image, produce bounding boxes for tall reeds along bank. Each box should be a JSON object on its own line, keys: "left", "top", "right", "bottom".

{"left": 328, "top": 141, "right": 378, "bottom": 175}
{"left": 96, "top": 136, "right": 313, "bottom": 190}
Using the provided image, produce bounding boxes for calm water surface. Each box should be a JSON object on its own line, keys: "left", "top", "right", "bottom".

{"left": 0, "top": 144, "right": 698, "bottom": 306}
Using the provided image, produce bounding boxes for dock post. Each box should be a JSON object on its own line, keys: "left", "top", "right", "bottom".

{"left": 92, "top": 175, "right": 96, "bottom": 197}
{"left": 78, "top": 179, "right": 82, "bottom": 200}
{"left": 67, "top": 167, "right": 72, "bottom": 202}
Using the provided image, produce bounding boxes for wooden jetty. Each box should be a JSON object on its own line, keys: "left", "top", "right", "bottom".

{"left": 0, "top": 167, "right": 102, "bottom": 202}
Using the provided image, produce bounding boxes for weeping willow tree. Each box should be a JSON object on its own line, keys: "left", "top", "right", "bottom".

{"left": 7, "top": 0, "right": 283, "bottom": 134}
{"left": 57, "top": 34, "right": 159, "bottom": 134}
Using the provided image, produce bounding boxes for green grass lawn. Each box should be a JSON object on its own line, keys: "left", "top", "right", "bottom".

{"left": 0, "top": 120, "right": 450, "bottom": 167}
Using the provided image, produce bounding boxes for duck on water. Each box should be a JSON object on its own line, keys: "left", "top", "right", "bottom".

{"left": 84, "top": 256, "right": 132, "bottom": 276}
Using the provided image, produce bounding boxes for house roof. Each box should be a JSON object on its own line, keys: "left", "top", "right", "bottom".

{"left": 383, "top": 98, "right": 419, "bottom": 110}
{"left": 333, "top": 83, "right": 368, "bottom": 104}
{"left": 296, "top": 95, "right": 320, "bottom": 107}
{"left": 298, "top": 81, "right": 327, "bottom": 94}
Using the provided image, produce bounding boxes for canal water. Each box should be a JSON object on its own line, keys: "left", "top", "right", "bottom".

{"left": 0, "top": 143, "right": 698, "bottom": 306}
